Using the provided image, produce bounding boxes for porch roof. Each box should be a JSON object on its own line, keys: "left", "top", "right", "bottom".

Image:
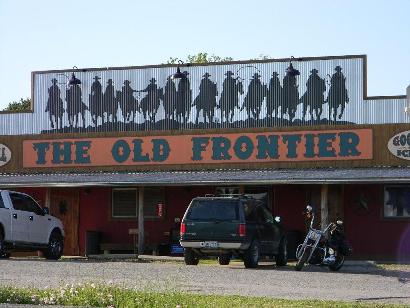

{"left": 0, "top": 167, "right": 410, "bottom": 187}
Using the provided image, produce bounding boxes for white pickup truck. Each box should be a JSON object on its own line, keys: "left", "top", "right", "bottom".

{"left": 0, "top": 190, "right": 64, "bottom": 260}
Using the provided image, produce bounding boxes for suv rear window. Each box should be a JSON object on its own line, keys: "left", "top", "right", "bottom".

{"left": 186, "top": 200, "right": 239, "bottom": 221}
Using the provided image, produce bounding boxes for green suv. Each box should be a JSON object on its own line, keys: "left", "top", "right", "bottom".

{"left": 180, "top": 195, "right": 287, "bottom": 268}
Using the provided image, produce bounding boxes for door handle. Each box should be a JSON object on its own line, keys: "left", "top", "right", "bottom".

{"left": 13, "top": 213, "right": 17, "bottom": 219}
{"left": 29, "top": 216, "right": 33, "bottom": 221}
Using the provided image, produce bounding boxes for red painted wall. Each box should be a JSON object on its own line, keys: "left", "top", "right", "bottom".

{"left": 344, "top": 184, "right": 410, "bottom": 260}
{"left": 78, "top": 186, "right": 214, "bottom": 255}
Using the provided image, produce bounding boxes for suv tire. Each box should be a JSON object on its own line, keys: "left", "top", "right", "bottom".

{"left": 275, "top": 237, "right": 288, "bottom": 266}
{"left": 244, "top": 240, "right": 260, "bottom": 268}
{"left": 44, "top": 230, "right": 64, "bottom": 260}
{"left": 0, "top": 231, "right": 9, "bottom": 259}
{"left": 218, "top": 254, "right": 231, "bottom": 265}
{"left": 184, "top": 248, "right": 199, "bottom": 265}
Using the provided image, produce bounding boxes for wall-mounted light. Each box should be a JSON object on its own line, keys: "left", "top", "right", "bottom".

{"left": 286, "top": 56, "right": 300, "bottom": 77}
{"left": 68, "top": 66, "right": 82, "bottom": 85}
{"left": 404, "top": 85, "right": 410, "bottom": 115}
{"left": 170, "top": 60, "right": 188, "bottom": 80}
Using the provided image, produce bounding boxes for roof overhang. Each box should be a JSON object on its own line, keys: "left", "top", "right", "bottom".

{"left": 0, "top": 168, "right": 410, "bottom": 187}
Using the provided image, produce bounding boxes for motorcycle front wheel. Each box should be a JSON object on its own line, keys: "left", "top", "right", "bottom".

{"left": 295, "top": 246, "right": 311, "bottom": 271}
{"left": 328, "top": 255, "right": 345, "bottom": 271}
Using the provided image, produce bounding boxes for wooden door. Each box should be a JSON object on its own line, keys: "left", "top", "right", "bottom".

{"left": 49, "top": 188, "right": 79, "bottom": 256}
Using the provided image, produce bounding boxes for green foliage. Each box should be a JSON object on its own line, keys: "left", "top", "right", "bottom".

{"left": 167, "top": 52, "right": 234, "bottom": 64}
{"left": 0, "top": 283, "right": 402, "bottom": 307}
{"left": 3, "top": 97, "right": 31, "bottom": 112}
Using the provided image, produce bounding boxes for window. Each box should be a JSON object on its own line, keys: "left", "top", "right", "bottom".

{"left": 186, "top": 200, "right": 239, "bottom": 221}
{"left": 384, "top": 186, "right": 410, "bottom": 218}
{"left": 0, "top": 194, "right": 5, "bottom": 208}
{"left": 144, "top": 187, "right": 165, "bottom": 218}
{"left": 112, "top": 189, "right": 137, "bottom": 218}
{"left": 10, "top": 193, "right": 44, "bottom": 215}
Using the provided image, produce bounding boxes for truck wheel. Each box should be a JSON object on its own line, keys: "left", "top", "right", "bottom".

{"left": 244, "top": 240, "right": 260, "bottom": 268}
{"left": 44, "top": 231, "right": 64, "bottom": 260}
{"left": 275, "top": 237, "right": 288, "bottom": 266}
{"left": 0, "top": 232, "right": 8, "bottom": 259}
{"left": 218, "top": 254, "right": 231, "bottom": 265}
{"left": 184, "top": 248, "right": 199, "bottom": 265}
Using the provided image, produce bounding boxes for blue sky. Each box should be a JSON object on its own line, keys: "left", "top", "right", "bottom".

{"left": 0, "top": 0, "right": 409, "bottom": 109}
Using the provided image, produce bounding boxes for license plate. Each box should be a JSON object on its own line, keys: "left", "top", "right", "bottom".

{"left": 200, "top": 241, "right": 219, "bottom": 249}
{"left": 308, "top": 231, "right": 319, "bottom": 241}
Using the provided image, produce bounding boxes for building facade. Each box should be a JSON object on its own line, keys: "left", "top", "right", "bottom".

{"left": 0, "top": 55, "right": 409, "bottom": 260}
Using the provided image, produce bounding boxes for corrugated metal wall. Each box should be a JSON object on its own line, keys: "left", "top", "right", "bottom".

{"left": 0, "top": 56, "right": 408, "bottom": 135}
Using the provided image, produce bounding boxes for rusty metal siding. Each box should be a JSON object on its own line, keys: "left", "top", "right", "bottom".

{"left": 0, "top": 55, "right": 408, "bottom": 136}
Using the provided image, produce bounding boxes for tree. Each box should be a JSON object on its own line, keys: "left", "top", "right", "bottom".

{"left": 167, "top": 52, "right": 233, "bottom": 64}
{"left": 3, "top": 97, "right": 31, "bottom": 112}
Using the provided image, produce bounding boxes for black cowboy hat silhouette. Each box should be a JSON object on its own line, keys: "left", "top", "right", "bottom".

{"left": 93, "top": 76, "right": 101, "bottom": 80}
{"left": 124, "top": 80, "right": 131, "bottom": 84}
{"left": 310, "top": 69, "right": 319, "bottom": 74}
{"left": 225, "top": 71, "right": 234, "bottom": 76}
{"left": 272, "top": 72, "right": 279, "bottom": 76}
{"left": 335, "top": 66, "right": 343, "bottom": 72}
{"left": 149, "top": 78, "right": 157, "bottom": 83}
{"left": 51, "top": 78, "right": 58, "bottom": 83}
{"left": 107, "top": 79, "right": 113, "bottom": 84}
{"left": 252, "top": 73, "right": 261, "bottom": 79}
{"left": 203, "top": 73, "right": 211, "bottom": 78}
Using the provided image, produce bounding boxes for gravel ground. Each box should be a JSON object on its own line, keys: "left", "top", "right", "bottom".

{"left": 0, "top": 259, "right": 409, "bottom": 305}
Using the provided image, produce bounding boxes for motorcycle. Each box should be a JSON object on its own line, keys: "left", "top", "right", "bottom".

{"left": 295, "top": 206, "right": 352, "bottom": 271}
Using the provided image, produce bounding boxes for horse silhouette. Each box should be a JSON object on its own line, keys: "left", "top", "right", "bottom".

{"left": 138, "top": 78, "right": 163, "bottom": 123}
{"left": 219, "top": 71, "right": 244, "bottom": 123}
{"left": 163, "top": 77, "right": 177, "bottom": 121}
{"left": 327, "top": 66, "right": 349, "bottom": 121}
{"left": 102, "top": 79, "right": 118, "bottom": 123}
{"left": 176, "top": 72, "right": 192, "bottom": 124}
{"left": 66, "top": 84, "right": 88, "bottom": 128}
{"left": 118, "top": 80, "right": 139, "bottom": 123}
{"left": 241, "top": 73, "right": 267, "bottom": 119}
{"left": 266, "top": 72, "right": 283, "bottom": 119}
{"left": 192, "top": 73, "right": 218, "bottom": 125}
{"left": 89, "top": 76, "right": 103, "bottom": 126}
{"left": 299, "top": 69, "right": 326, "bottom": 121}
{"left": 45, "top": 78, "right": 64, "bottom": 129}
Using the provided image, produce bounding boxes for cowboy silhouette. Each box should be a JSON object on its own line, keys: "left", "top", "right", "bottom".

{"left": 176, "top": 71, "right": 192, "bottom": 123}
{"left": 219, "top": 71, "right": 243, "bottom": 123}
{"left": 163, "top": 76, "right": 177, "bottom": 121}
{"left": 193, "top": 72, "right": 218, "bottom": 124}
{"left": 66, "top": 83, "right": 88, "bottom": 128}
{"left": 242, "top": 73, "right": 267, "bottom": 119}
{"left": 45, "top": 78, "right": 64, "bottom": 129}
{"left": 103, "top": 79, "right": 117, "bottom": 123}
{"left": 89, "top": 76, "right": 103, "bottom": 126}
{"left": 300, "top": 69, "right": 326, "bottom": 121}
{"left": 327, "top": 66, "right": 349, "bottom": 121}
{"left": 266, "top": 72, "right": 283, "bottom": 119}
{"left": 282, "top": 66, "right": 299, "bottom": 122}
{"left": 138, "top": 78, "right": 163, "bottom": 123}
{"left": 118, "top": 80, "right": 138, "bottom": 123}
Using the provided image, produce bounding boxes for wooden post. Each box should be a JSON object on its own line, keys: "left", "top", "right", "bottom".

{"left": 45, "top": 188, "right": 50, "bottom": 209}
{"left": 320, "top": 184, "right": 329, "bottom": 231}
{"left": 138, "top": 187, "right": 144, "bottom": 255}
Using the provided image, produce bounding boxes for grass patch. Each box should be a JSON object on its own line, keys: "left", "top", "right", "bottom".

{"left": 0, "top": 284, "right": 405, "bottom": 307}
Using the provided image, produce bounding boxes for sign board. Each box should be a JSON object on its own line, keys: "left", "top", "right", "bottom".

{"left": 23, "top": 128, "right": 373, "bottom": 168}
{"left": 388, "top": 130, "right": 410, "bottom": 160}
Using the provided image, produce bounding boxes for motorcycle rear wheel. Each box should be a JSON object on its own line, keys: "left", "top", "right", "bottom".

{"left": 295, "top": 247, "right": 311, "bottom": 271}
{"left": 328, "top": 255, "right": 345, "bottom": 271}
